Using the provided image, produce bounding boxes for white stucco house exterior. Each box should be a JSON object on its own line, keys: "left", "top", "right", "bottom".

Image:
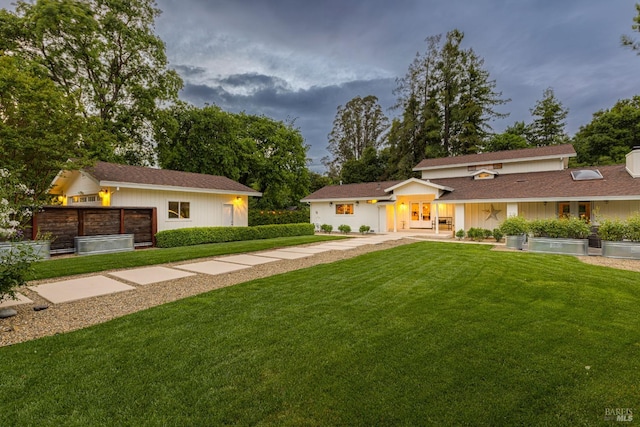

{"left": 50, "top": 161, "right": 262, "bottom": 232}
{"left": 302, "top": 144, "right": 640, "bottom": 235}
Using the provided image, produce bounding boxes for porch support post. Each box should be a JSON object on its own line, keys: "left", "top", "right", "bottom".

{"left": 434, "top": 203, "right": 440, "bottom": 234}
{"left": 393, "top": 204, "right": 397, "bottom": 232}
{"left": 454, "top": 203, "right": 465, "bottom": 233}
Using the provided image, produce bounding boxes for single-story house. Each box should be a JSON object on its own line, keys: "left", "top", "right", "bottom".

{"left": 302, "top": 144, "right": 640, "bottom": 234}
{"left": 50, "top": 161, "right": 262, "bottom": 232}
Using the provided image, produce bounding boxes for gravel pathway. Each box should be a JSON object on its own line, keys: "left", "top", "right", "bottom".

{"left": 3, "top": 239, "right": 640, "bottom": 348}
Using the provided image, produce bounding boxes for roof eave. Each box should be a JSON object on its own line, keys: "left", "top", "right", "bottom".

{"left": 99, "top": 181, "right": 262, "bottom": 197}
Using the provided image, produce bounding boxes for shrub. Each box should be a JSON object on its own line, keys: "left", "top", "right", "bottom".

{"left": 598, "top": 218, "right": 627, "bottom": 241}
{"left": 359, "top": 225, "right": 371, "bottom": 234}
{"left": 499, "top": 216, "right": 528, "bottom": 236}
{"left": 320, "top": 224, "right": 333, "bottom": 233}
{"left": 529, "top": 217, "right": 590, "bottom": 239}
{"left": 155, "top": 223, "right": 315, "bottom": 248}
{"left": 466, "top": 228, "right": 485, "bottom": 241}
{"left": 455, "top": 229, "right": 465, "bottom": 240}
{"left": 625, "top": 213, "right": 640, "bottom": 242}
{"left": 338, "top": 224, "right": 351, "bottom": 234}
{"left": 492, "top": 228, "right": 504, "bottom": 242}
{"left": 249, "top": 208, "right": 310, "bottom": 226}
{"left": 483, "top": 229, "right": 493, "bottom": 239}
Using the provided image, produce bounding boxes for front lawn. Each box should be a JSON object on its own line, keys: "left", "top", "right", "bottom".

{"left": 2, "top": 241, "right": 639, "bottom": 425}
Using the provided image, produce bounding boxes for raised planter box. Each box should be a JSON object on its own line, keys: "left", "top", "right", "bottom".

{"left": 0, "top": 240, "right": 51, "bottom": 260}
{"left": 75, "top": 234, "right": 134, "bottom": 256}
{"left": 505, "top": 235, "right": 526, "bottom": 250}
{"left": 528, "top": 237, "right": 589, "bottom": 256}
{"left": 601, "top": 241, "right": 640, "bottom": 260}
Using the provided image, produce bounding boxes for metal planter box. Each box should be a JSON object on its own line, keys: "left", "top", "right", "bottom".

{"left": 601, "top": 241, "right": 640, "bottom": 260}
{"left": 0, "top": 241, "right": 51, "bottom": 260}
{"left": 528, "top": 237, "right": 589, "bottom": 256}
{"left": 505, "top": 235, "right": 526, "bottom": 250}
{"left": 75, "top": 234, "right": 134, "bottom": 256}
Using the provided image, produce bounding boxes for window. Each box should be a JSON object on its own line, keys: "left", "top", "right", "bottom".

{"left": 69, "top": 194, "right": 99, "bottom": 204}
{"left": 335, "top": 203, "right": 354, "bottom": 215}
{"left": 168, "top": 201, "right": 190, "bottom": 219}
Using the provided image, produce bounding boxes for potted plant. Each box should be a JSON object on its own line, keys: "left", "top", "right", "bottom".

{"left": 499, "top": 216, "right": 529, "bottom": 250}
{"left": 600, "top": 214, "right": 640, "bottom": 260}
{"left": 527, "top": 217, "right": 590, "bottom": 256}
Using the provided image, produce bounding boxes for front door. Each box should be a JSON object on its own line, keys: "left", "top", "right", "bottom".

{"left": 223, "top": 204, "right": 234, "bottom": 226}
{"left": 410, "top": 202, "right": 432, "bottom": 228}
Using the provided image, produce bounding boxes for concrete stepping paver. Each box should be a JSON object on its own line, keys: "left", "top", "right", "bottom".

{"left": 276, "top": 246, "right": 331, "bottom": 254}
{"left": 109, "top": 266, "right": 196, "bottom": 285}
{"left": 0, "top": 293, "right": 33, "bottom": 308}
{"left": 175, "top": 260, "right": 251, "bottom": 275}
{"left": 218, "top": 254, "right": 280, "bottom": 266}
{"left": 312, "top": 244, "right": 355, "bottom": 251}
{"left": 29, "top": 276, "right": 135, "bottom": 304}
{"left": 256, "top": 250, "right": 312, "bottom": 260}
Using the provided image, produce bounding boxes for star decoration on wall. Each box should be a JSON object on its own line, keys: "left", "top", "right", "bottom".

{"left": 484, "top": 204, "right": 501, "bottom": 221}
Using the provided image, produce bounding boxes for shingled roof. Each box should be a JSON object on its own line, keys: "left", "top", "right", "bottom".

{"left": 85, "top": 161, "right": 261, "bottom": 195}
{"left": 301, "top": 180, "right": 403, "bottom": 201}
{"left": 413, "top": 144, "right": 576, "bottom": 170}
{"left": 432, "top": 164, "right": 640, "bottom": 202}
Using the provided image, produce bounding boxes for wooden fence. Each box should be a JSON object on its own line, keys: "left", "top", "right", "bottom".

{"left": 27, "top": 206, "right": 157, "bottom": 254}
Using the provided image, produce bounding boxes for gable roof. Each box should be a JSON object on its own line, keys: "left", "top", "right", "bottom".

{"left": 81, "top": 161, "right": 261, "bottom": 195}
{"left": 413, "top": 144, "right": 576, "bottom": 171}
{"left": 433, "top": 164, "right": 640, "bottom": 202}
{"left": 301, "top": 180, "right": 403, "bottom": 202}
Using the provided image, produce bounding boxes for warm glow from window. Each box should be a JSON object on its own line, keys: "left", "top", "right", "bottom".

{"left": 335, "top": 204, "right": 354, "bottom": 215}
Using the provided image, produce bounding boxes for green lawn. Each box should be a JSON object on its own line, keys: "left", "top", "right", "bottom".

{"left": 30, "top": 235, "right": 343, "bottom": 280}
{"left": 2, "top": 241, "right": 639, "bottom": 425}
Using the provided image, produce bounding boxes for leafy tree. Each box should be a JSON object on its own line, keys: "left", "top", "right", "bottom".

{"left": 621, "top": 3, "right": 640, "bottom": 54}
{"left": 484, "top": 121, "right": 530, "bottom": 152}
{"left": 1, "top": 0, "right": 183, "bottom": 165}
{"left": 327, "top": 95, "right": 389, "bottom": 174}
{"left": 237, "top": 114, "right": 310, "bottom": 210}
{"left": 391, "top": 29, "right": 508, "bottom": 170}
{"left": 572, "top": 96, "right": 640, "bottom": 165}
{"left": 528, "top": 87, "right": 569, "bottom": 146}
{"left": 156, "top": 104, "right": 309, "bottom": 209}
{"left": 0, "top": 52, "right": 86, "bottom": 202}
{"left": 341, "top": 146, "right": 387, "bottom": 184}
{"left": 156, "top": 103, "right": 251, "bottom": 180}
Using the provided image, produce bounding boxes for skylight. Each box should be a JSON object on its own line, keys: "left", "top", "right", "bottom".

{"left": 571, "top": 169, "right": 603, "bottom": 181}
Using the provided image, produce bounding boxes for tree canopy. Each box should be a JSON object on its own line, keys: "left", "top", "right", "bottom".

{"left": 1, "top": 0, "right": 183, "bottom": 165}
{"left": 0, "top": 52, "right": 86, "bottom": 202}
{"left": 156, "top": 103, "right": 309, "bottom": 209}
{"left": 528, "top": 87, "right": 569, "bottom": 146}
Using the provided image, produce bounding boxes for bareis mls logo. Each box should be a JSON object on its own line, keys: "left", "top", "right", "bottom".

{"left": 604, "top": 408, "right": 633, "bottom": 422}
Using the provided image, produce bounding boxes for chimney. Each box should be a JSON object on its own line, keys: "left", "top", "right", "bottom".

{"left": 626, "top": 146, "right": 640, "bottom": 178}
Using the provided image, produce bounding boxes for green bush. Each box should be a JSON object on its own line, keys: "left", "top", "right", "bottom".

{"left": 320, "top": 224, "right": 333, "bottom": 233}
{"left": 455, "top": 229, "right": 465, "bottom": 240}
{"left": 466, "top": 228, "right": 485, "bottom": 241}
{"left": 529, "top": 217, "right": 590, "bottom": 239}
{"left": 597, "top": 218, "right": 626, "bottom": 241}
{"left": 359, "top": 225, "right": 371, "bottom": 234}
{"left": 625, "top": 213, "right": 640, "bottom": 242}
{"left": 155, "top": 223, "right": 315, "bottom": 248}
{"left": 482, "top": 229, "right": 493, "bottom": 239}
{"left": 248, "top": 208, "right": 310, "bottom": 226}
{"left": 338, "top": 224, "right": 351, "bottom": 234}
{"left": 492, "top": 228, "right": 504, "bottom": 242}
{"left": 499, "top": 216, "right": 529, "bottom": 236}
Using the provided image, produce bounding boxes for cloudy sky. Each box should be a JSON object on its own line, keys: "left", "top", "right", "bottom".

{"left": 3, "top": 0, "right": 640, "bottom": 171}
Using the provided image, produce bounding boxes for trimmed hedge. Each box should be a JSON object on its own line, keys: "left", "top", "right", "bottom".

{"left": 155, "top": 223, "right": 315, "bottom": 248}
{"left": 249, "top": 208, "right": 310, "bottom": 226}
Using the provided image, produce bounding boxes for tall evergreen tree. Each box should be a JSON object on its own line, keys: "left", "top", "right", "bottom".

{"left": 621, "top": 3, "right": 640, "bottom": 54}
{"left": 391, "top": 29, "right": 508, "bottom": 175}
{"left": 529, "top": 87, "right": 569, "bottom": 146}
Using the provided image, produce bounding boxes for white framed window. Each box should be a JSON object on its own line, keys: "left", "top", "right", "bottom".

{"left": 168, "top": 201, "right": 190, "bottom": 219}
{"left": 335, "top": 203, "right": 354, "bottom": 215}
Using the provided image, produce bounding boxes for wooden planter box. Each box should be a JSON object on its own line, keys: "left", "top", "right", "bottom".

{"left": 528, "top": 237, "right": 589, "bottom": 256}
{"left": 505, "top": 235, "right": 526, "bottom": 250}
{"left": 601, "top": 241, "right": 640, "bottom": 260}
{"left": 0, "top": 241, "right": 51, "bottom": 260}
{"left": 75, "top": 234, "right": 134, "bottom": 256}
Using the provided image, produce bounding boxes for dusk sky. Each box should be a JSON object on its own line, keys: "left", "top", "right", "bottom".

{"left": 2, "top": 0, "right": 640, "bottom": 171}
